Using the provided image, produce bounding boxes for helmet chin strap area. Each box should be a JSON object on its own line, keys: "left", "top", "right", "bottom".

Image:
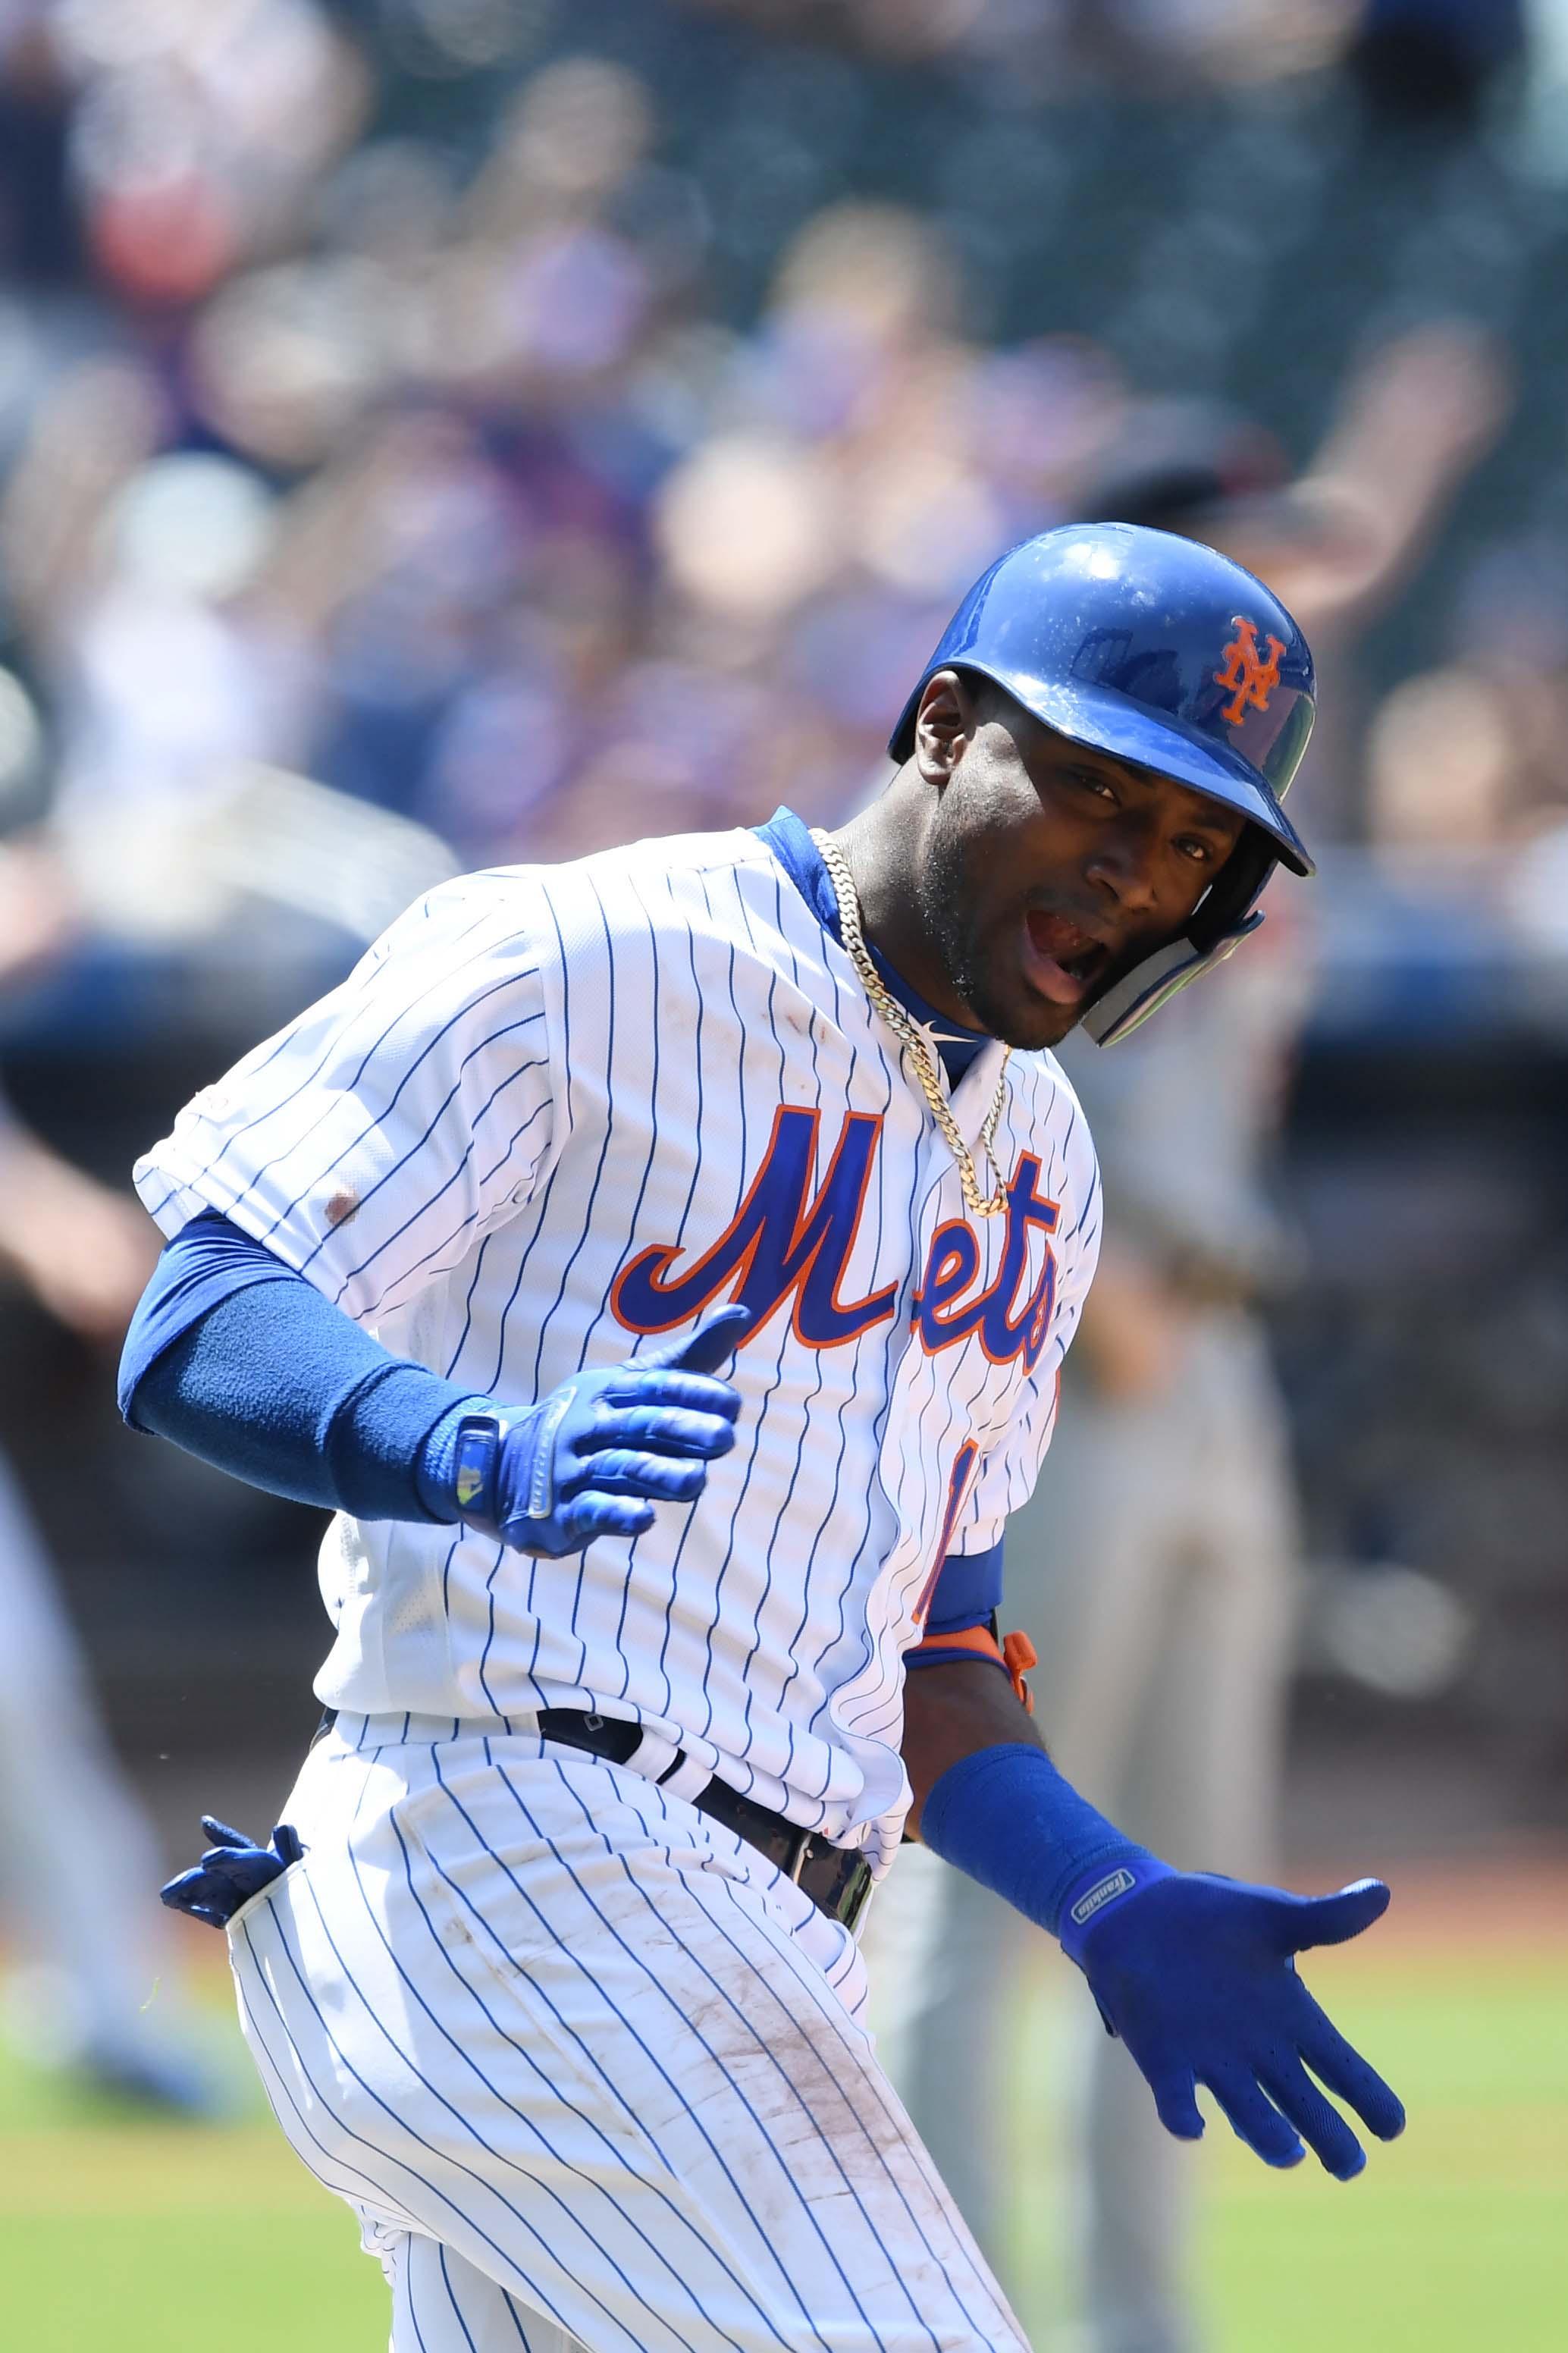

{"left": 1078, "top": 910, "right": 1265, "bottom": 1046}
{"left": 1080, "top": 811, "right": 1279, "bottom": 1046}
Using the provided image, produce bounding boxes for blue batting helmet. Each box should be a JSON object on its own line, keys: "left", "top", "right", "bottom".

{"left": 889, "top": 522, "right": 1317, "bottom": 1044}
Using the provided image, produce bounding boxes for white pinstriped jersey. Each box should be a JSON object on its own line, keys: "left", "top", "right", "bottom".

{"left": 135, "top": 824, "right": 1101, "bottom": 1869}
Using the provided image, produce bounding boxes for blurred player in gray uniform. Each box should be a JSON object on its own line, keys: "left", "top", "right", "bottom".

{"left": 868, "top": 335, "right": 1507, "bottom": 2353}
{"left": 0, "top": 836, "right": 217, "bottom": 2110}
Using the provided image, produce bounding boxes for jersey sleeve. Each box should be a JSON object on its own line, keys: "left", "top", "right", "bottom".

{"left": 133, "top": 872, "right": 560, "bottom": 1326}
{"left": 947, "top": 1099, "right": 1102, "bottom": 1556}
{"left": 921, "top": 1537, "right": 1005, "bottom": 1636}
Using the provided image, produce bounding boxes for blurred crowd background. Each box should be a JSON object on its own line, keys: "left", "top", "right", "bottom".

{"left": 0, "top": 0, "right": 1564, "bottom": 2339}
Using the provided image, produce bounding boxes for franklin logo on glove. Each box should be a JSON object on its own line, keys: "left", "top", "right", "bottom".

{"left": 1070, "top": 1867, "right": 1137, "bottom": 1927}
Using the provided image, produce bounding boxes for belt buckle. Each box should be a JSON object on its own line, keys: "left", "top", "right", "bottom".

{"left": 784, "top": 1825, "right": 814, "bottom": 1884}
{"left": 841, "top": 1863, "right": 873, "bottom": 1936}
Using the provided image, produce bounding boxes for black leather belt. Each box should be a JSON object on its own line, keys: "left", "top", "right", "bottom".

{"left": 315, "top": 1707, "right": 873, "bottom": 1934}
{"left": 538, "top": 1708, "right": 873, "bottom": 1934}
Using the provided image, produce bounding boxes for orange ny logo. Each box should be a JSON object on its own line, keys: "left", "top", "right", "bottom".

{"left": 1213, "top": 615, "right": 1286, "bottom": 726}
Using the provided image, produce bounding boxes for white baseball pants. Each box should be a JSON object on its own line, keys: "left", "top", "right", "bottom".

{"left": 228, "top": 1713, "right": 1030, "bottom": 2353}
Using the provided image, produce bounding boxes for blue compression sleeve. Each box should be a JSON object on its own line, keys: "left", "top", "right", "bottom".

{"left": 919, "top": 1742, "right": 1150, "bottom": 1939}
{"left": 118, "top": 1209, "right": 303, "bottom": 1407}
{"left": 121, "top": 1216, "right": 486, "bottom": 1522}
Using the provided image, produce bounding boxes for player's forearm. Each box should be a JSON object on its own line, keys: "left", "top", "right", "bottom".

{"left": 121, "top": 1213, "right": 485, "bottom": 1521}
{"left": 908, "top": 1693, "right": 1147, "bottom": 1944}
{"left": 903, "top": 1653, "right": 1152, "bottom": 1939}
{"left": 900, "top": 1655, "right": 1042, "bottom": 1835}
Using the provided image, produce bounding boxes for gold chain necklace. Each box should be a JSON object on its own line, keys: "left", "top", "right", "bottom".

{"left": 811, "top": 827, "right": 1011, "bottom": 1219}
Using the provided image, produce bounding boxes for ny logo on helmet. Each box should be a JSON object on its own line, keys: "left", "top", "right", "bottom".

{"left": 1213, "top": 616, "right": 1286, "bottom": 726}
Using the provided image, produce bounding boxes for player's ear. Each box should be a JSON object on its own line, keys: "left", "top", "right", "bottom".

{"left": 913, "top": 670, "right": 974, "bottom": 785}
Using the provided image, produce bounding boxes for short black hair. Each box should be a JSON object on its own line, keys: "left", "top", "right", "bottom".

{"left": 961, "top": 670, "right": 1022, "bottom": 727}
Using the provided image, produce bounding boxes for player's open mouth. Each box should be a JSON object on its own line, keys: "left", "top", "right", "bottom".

{"left": 1021, "top": 908, "right": 1111, "bottom": 1006}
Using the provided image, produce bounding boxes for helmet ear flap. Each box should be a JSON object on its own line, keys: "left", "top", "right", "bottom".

{"left": 1078, "top": 823, "right": 1278, "bottom": 1047}
{"left": 1187, "top": 824, "right": 1276, "bottom": 954}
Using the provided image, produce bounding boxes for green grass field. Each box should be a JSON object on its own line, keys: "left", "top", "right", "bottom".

{"left": 2, "top": 1884, "right": 1563, "bottom": 2352}
{"left": 1003, "top": 1940, "right": 1567, "bottom": 2350}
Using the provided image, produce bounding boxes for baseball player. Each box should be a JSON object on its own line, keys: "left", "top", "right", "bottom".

{"left": 871, "top": 366, "right": 1509, "bottom": 2350}
{"left": 0, "top": 1087, "right": 221, "bottom": 2110}
{"left": 124, "top": 524, "right": 1402, "bottom": 2353}
{"left": 0, "top": 817, "right": 224, "bottom": 2112}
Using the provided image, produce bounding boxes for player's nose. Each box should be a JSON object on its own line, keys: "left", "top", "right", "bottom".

{"left": 1083, "top": 823, "right": 1162, "bottom": 918}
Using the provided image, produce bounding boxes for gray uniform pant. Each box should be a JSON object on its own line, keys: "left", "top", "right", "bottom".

{"left": 0, "top": 1448, "right": 176, "bottom": 2062}
{"left": 867, "top": 1310, "right": 1299, "bottom": 2353}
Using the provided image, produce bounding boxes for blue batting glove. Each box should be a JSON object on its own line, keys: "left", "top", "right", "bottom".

{"left": 160, "top": 1816, "right": 305, "bottom": 1931}
{"left": 1059, "top": 1860, "right": 1406, "bottom": 2179}
{"left": 422, "top": 1304, "right": 751, "bottom": 1559}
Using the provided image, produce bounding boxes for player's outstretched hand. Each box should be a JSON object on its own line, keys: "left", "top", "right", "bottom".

{"left": 1066, "top": 1869, "right": 1405, "bottom": 2179}
{"left": 160, "top": 1817, "right": 305, "bottom": 1931}
{"left": 436, "top": 1304, "right": 752, "bottom": 1558}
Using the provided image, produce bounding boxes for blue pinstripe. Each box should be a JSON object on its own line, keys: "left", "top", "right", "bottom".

{"left": 133, "top": 935, "right": 414, "bottom": 1223}
{"left": 363, "top": 1797, "right": 782, "bottom": 2353}
{"left": 238, "top": 1940, "right": 629, "bottom": 2353}
{"left": 607, "top": 1780, "right": 1009, "bottom": 2353}
{"left": 403, "top": 2250, "right": 435, "bottom": 2353}
{"left": 233, "top": 1955, "right": 404, "bottom": 2220}
{"left": 783, "top": 943, "right": 898, "bottom": 1811}
{"left": 367, "top": 1095, "right": 553, "bottom": 1329}
{"left": 272, "top": 986, "right": 544, "bottom": 1257}
{"left": 797, "top": 1012, "right": 910, "bottom": 1777}
{"left": 693, "top": 893, "right": 786, "bottom": 1752}
{"left": 557, "top": 877, "right": 632, "bottom": 1668}
{"left": 497, "top": 1759, "right": 899, "bottom": 2353}
{"left": 406, "top": 2237, "right": 548, "bottom": 2353}
{"left": 431, "top": 1749, "right": 840, "bottom": 2353}
{"left": 259, "top": 1871, "right": 676, "bottom": 2353}
{"left": 321, "top": 1039, "right": 550, "bottom": 1307}
{"left": 440, "top": 2246, "right": 478, "bottom": 2352}
{"left": 469, "top": 889, "right": 575, "bottom": 1704}
{"left": 230, "top": 1721, "right": 1024, "bottom": 2353}
{"left": 604, "top": 875, "right": 669, "bottom": 1698}
{"left": 735, "top": 877, "right": 829, "bottom": 1773}
{"left": 143, "top": 911, "right": 519, "bottom": 1222}
{"left": 679, "top": 873, "right": 751, "bottom": 1746}
{"left": 534, "top": 1765, "right": 948, "bottom": 2353}
{"left": 649, "top": 876, "right": 719, "bottom": 1727}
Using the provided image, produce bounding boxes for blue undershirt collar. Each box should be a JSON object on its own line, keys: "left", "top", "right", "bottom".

{"left": 757, "top": 807, "right": 993, "bottom": 1086}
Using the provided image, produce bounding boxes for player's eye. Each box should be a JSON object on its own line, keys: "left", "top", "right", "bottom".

{"left": 1073, "top": 770, "right": 1118, "bottom": 803}
{"left": 1174, "top": 835, "right": 1215, "bottom": 864}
